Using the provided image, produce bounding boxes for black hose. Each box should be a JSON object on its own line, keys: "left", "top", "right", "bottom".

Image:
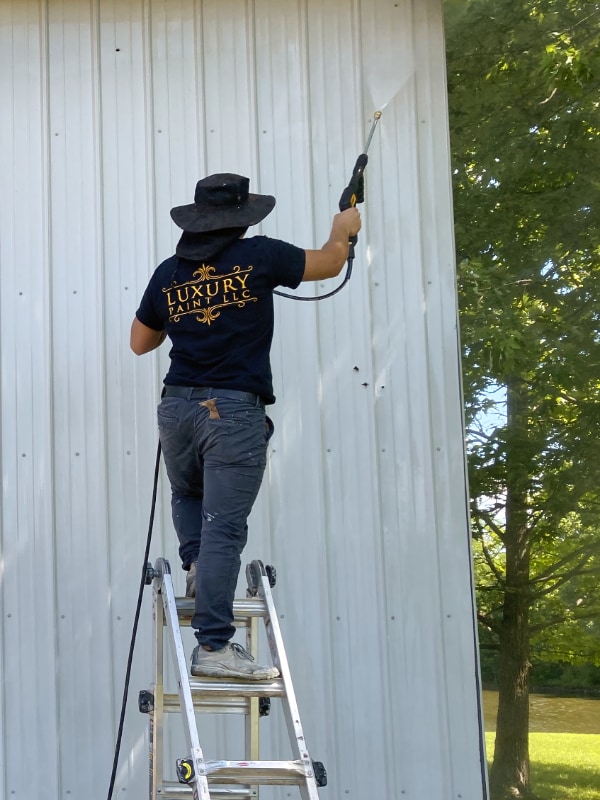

{"left": 106, "top": 441, "right": 162, "bottom": 800}
{"left": 273, "top": 258, "right": 354, "bottom": 301}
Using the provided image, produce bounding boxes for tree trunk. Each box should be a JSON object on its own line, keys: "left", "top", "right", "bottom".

{"left": 489, "top": 377, "right": 533, "bottom": 799}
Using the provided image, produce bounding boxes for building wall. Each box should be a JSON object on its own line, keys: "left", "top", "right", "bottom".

{"left": 0, "top": 0, "right": 488, "bottom": 798}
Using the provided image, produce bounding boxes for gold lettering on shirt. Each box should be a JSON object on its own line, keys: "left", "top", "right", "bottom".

{"left": 163, "top": 264, "right": 257, "bottom": 325}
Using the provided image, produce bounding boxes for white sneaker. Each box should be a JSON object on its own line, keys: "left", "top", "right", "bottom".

{"left": 191, "top": 642, "right": 279, "bottom": 680}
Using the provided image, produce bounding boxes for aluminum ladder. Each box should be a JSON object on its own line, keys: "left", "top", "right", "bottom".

{"left": 140, "top": 557, "right": 327, "bottom": 800}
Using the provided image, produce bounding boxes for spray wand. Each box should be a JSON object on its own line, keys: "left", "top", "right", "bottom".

{"left": 338, "top": 110, "right": 382, "bottom": 261}
{"left": 274, "top": 111, "right": 382, "bottom": 301}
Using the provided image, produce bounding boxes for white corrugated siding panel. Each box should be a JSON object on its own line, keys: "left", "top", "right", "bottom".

{"left": 0, "top": 1, "right": 488, "bottom": 799}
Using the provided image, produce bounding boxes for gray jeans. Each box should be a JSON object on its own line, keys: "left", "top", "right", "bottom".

{"left": 157, "top": 386, "right": 272, "bottom": 650}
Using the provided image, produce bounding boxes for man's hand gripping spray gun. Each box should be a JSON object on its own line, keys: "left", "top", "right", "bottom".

{"left": 338, "top": 110, "right": 382, "bottom": 264}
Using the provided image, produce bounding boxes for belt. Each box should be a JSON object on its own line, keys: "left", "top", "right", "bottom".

{"left": 161, "top": 385, "right": 264, "bottom": 407}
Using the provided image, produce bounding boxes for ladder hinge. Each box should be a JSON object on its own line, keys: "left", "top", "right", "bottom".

{"left": 176, "top": 758, "right": 195, "bottom": 784}
{"left": 138, "top": 690, "right": 154, "bottom": 714}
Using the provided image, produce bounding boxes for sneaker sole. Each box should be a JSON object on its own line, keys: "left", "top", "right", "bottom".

{"left": 191, "top": 664, "right": 279, "bottom": 681}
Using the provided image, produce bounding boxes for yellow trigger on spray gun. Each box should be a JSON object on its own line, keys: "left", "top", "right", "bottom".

{"left": 338, "top": 111, "right": 382, "bottom": 254}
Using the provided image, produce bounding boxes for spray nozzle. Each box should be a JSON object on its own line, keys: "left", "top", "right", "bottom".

{"left": 363, "top": 111, "right": 383, "bottom": 154}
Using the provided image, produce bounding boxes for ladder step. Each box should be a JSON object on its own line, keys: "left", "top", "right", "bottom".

{"left": 160, "top": 762, "right": 307, "bottom": 793}
{"left": 164, "top": 678, "right": 285, "bottom": 713}
{"left": 160, "top": 783, "right": 252, "bottom": 799}
{"left": 204, "top": 760, "right": 308, "bottom": 785}
{"left": 189, "top": 677, "right": 285, "bottom": 697}
{"left": 175, "top": 597, "right": 268, "bottom": 625}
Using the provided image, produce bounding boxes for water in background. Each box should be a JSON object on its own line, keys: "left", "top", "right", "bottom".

{"left": 483, "top": 690, "right": 600, "bottom": 734}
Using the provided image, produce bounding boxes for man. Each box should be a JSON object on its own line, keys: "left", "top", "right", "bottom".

{"left": 131, "top": 173, "right": 361, "bottom": 680}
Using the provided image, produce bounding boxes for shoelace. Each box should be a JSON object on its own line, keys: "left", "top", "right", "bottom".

{"left": 230, "top": 642, "right": 255, "bottom": 662}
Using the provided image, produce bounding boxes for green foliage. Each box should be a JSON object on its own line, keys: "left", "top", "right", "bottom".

{"left": 446, "top": 2, "right": 600, "bottom": 794}
{"left": 446, "top": 0, "right": 600, "bottom": 676}
{"left": 530, "top": 661, "right": 600, "bottom": 692}
{"left": 474, "top": 512, "right": 600, "bottom": 671}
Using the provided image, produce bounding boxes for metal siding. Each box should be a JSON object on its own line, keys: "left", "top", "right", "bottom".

{"left": 0, "top": 1, "right": 488, "bottom": 799}
{"left": 1, "top": 2, "right": 61, "bottom": 797}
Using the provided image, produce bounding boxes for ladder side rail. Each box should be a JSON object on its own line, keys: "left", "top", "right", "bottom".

{"left": 257, "top": 572, "right": 321, "bottom": 800}
{"left": 150, "top": 583, "right": 166, "bottom": 800}
{"left": 245, "top": 612, "right": 261, "bottom": 800}
{"left": 155, "top": 561, "right": 212, "bottom": 800}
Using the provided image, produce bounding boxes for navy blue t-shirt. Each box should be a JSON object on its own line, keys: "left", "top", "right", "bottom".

{"left": 135, "top": 235, "right": 305, "bottom": 404}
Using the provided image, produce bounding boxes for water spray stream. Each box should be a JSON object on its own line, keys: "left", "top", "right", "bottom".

{"left": 362, "top": 26, "right": 414, "bottom": 113}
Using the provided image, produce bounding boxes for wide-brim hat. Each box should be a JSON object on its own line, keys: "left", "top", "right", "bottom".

{"left": 170, "top": 173, "right": 275, "bottom": 233}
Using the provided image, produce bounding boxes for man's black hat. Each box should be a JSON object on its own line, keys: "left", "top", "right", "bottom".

{"left": 170, "top": 173, "right": 275, "bottom": 233}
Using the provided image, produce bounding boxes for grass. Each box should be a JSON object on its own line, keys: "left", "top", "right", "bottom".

{"left": 485, "top": 733, "right": 600, "bottom": 800}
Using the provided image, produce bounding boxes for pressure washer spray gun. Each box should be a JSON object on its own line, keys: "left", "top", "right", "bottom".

{"left": 338, "top": 110, "right": 382, "bottom": 263}
{"left": 274, "top": 110, "right": 382, "bottom": 301}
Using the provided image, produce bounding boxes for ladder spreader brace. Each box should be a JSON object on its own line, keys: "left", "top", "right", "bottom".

{"left": 140, "top": 557, "right": 327, "bottom": 800}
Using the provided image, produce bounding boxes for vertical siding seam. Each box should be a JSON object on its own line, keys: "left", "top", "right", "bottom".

{"left": 193, "top": 0, "right": 208, "bottom": 177}
{"left": 93, "top": 0, "right": 118, "bottom": 743}
{"left": 245, "top": 0, "right": 259, "bottom": 188}
{"left": 41, "top": 0, "right": 62, "bottom": 792}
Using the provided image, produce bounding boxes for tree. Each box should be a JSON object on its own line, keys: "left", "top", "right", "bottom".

{"left": 474, "top": 512, "right": 600, "bottom": 677}
{"left": 444, "top": 1, "right": 600, "bottom": 797}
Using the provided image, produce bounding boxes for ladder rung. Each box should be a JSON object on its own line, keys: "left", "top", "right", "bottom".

{"left": 160, "top": 783, "right": 253, "bottom": 799}
{"left": 204, "top": 760, "right": 307, "bottom": 785}
{"left": 175, "top": 597, "right": 268, "bottom": 625}
{"left": 164, "top": 692, "right": 249, "bottom": 714}
{"left": 189, "top": 678, "right": 285, "bottom": 697}
{"left": 163, "top": 678, "right": 285, "bottom": 713}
